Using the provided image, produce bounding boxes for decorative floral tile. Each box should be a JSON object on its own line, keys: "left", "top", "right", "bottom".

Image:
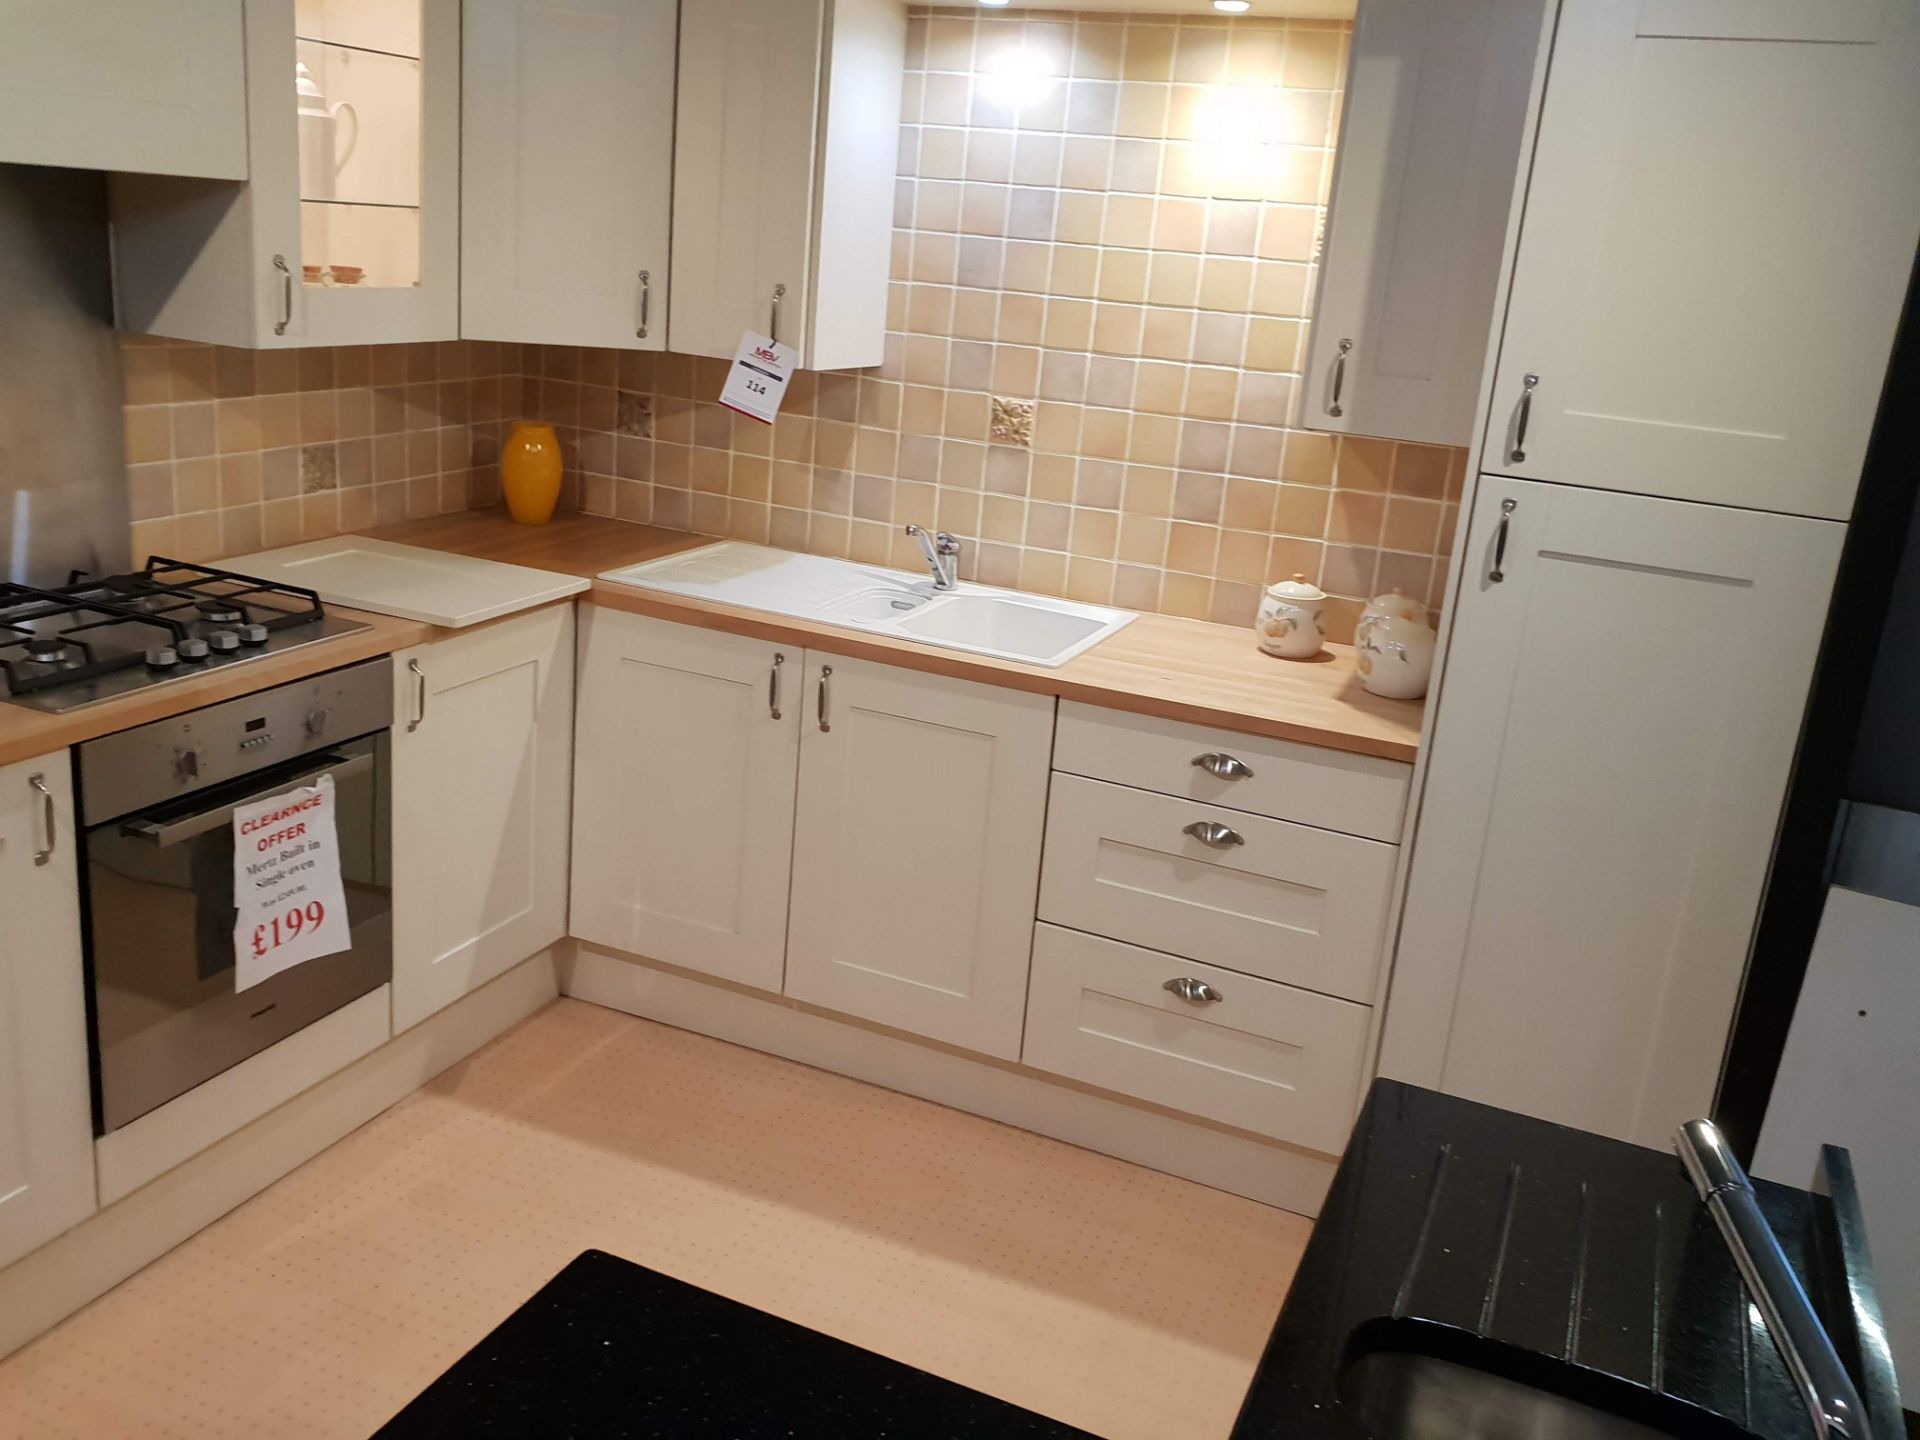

{"left": 616, "top": 391, "right": 654, "bottom": 438}
{"left": 990, "top": 396, "right": 1034, "bottom": 448}
{"left": 301, "top": 443, "right": 338, "bottom": 493}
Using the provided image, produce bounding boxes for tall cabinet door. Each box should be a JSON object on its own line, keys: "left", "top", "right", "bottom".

{"left": 669, "top": 0, "right": 823, "bottom": 361}
{"left": 1387, "top": 477, "right": 1844, "bottom": 1147}
{"left": 569, "top": 609, "right": 800, "bottom": 992}
{"left": 0, "top": 756, "right": 96, "bottom": 1269}
{"left": 1304, "top": 0, "right": 1549, "bottom": 447}
{"left": 1485, "top": 0, "right": 1920, "bottom": 517}
{"left": 391, "top": 605, "right": 575, "bottom": 1033}
{"left": 461, "top": 0, "right": 677, "bottom": 348}
{"left": 785, "top": 656, "right": 1054, "bottom": 1060}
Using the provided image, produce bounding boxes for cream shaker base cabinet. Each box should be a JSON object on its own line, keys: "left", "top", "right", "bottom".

{"left": 1387, "top": 477, "right": 1846, "bottom": 1148}
{"left": 1024, "top": 925, "right": 1371, "bottom": 1155}
{"left": 0, "top": 756, "right": 97, "bottom": 1269}
{"left": 0, "top": 0, "right": 247, "bottom": 180}
{"left": 390, "top": 605, "right": 575, "bottom": 1033}
{"left": 570, "top": 609, "right": 799, "bottom": 993}
{"left": 669, "top": 0, "right": 907, "bottom": 368}
{"left": 461, "top": 0, "right": 677, "bottom": 348}
{"left": 113, "top": 0, "right": 461, "bottom": 348}
{"left": 1303, "top": 0, "right": 1550, "bottom": 448}
{"left": 784, "top": 656, "right": 1054, "bottom": 1060}
{"left": 1485, "top": 0, "right": 1920, "bottom": 518}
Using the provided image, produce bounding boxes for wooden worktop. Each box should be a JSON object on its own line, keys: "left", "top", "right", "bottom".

{"left": 0, "top": 607, "right": 433, "bottom": 769}
{"left": 2, "top": 510, "right": 1423, "bottom": 767}
{"left": 366, "top": 509, "right": 1424, "bottom": 762}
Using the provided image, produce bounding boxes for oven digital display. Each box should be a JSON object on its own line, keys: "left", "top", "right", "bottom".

{"left": 245, "top": 717, "right": 267, "bottom": 732}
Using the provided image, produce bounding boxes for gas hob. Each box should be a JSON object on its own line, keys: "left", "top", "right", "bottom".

{"left": 0, "top": 557, "right": 369, "bottom": 714}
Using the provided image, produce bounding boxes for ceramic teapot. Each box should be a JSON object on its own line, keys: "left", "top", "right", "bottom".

{"left": 1255, "top": 574, "right": 1327, "bottom": 659}
{"left": 1358, "top": 612, "right": 1437, "bottom": 700}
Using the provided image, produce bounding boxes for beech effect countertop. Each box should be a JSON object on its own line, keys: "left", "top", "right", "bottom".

{"left": 367, "top": 510, "right": 1427, "bottom": 763}
{"left": 0, "top": 511, "right": 1424, "bottom": 767}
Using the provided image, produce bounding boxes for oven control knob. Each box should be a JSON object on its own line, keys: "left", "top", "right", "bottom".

{"left": 238, "top": 623, "right": 271, "bottom": 646}
{"left": 173, "top": 748, "right": 200, "bottom": 782}
{"left": 146, "top": 645, "right": 180, "bottom": 669}
{"left": 177, "top": 637, "right": 210, "bottom": 661}
{"left": 305, "top": 707, "right": 330, "bottom": 737}
{"left": 208, "top": 630, "right": 242, "bottom": 653}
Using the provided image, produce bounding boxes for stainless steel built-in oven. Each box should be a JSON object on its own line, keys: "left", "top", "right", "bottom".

{"left": 76, "top": 659, "right": 394, "bottom": 1134}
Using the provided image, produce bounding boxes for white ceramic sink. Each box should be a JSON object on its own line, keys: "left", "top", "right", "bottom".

{"left": 602, "top": 542, "right": 1134, "bottom": 667}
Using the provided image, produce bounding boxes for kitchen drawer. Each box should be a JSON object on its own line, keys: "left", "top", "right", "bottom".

{"left": 1053, "top": 702, "right": 1410, "bottom": 841}
{"left": 1023, "top": 924, "right": 1371, "bottom": 1152}
{"left": 1039, "top": 773, "right": 1395, "bottom": 1002}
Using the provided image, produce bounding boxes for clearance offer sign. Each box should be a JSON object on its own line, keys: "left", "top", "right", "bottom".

{"left": 231, "top": 774, "right": 352, "bottom": 991}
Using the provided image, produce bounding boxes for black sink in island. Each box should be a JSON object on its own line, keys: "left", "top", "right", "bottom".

{"left": 1231, "top": 1080, "right": 1903, "bottom": 1440}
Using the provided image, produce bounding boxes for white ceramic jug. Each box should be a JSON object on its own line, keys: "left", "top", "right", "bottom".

{"left": 296, "top": 62, "right": 358, "bottom": 203}
{"left": 1255, "top": 574, "right": 1327, "bottom": 660}
{"left": 1358, "top": 612, "right": 1437, "bottom": 700}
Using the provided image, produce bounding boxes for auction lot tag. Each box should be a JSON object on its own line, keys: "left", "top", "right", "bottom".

{"left": 233, "top": 773, "right": 352, "bottom": 991}
{"left": 719, "top": 331, "right": 795, "bottom": 425}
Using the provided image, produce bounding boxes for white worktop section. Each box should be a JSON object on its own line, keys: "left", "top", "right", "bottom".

{"left": 225, "top": 538, "right": 588, "bottom": 627}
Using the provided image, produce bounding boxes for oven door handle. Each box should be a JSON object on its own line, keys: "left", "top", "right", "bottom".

{"left": 119, "top": 751, "right": 374, "bottom": 848}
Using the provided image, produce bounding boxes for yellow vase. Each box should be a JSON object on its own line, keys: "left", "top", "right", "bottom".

{"left": 500, "top": 421, "right": 563, "bottom": 526}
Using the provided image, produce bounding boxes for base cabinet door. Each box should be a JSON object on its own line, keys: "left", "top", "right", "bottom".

{"left": 461, "top": 0, "right": 677, "bottom": 348}
{"left": 391, "top": 605, "right": 575, "bottom": 1033}
{"left": 1387, "top": 477, "right": 1846, "bottom": 1146}
{"left": 0, "top": 756, "right": 97, "bottom": 1268}
{"left": 784, "top": 656, "right": 1054, "bottom": 1059}
{"left": 569, "top": 610, "right": 800, "bottom": 991}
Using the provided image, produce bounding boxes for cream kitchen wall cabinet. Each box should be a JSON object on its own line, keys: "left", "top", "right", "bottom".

{"left": 391, "top": 604, "right": 574, "bottom": 1033}
{"left": 0, "top": 0, "right": 247, "bottom": 180}
{"left": 461, "top": 0, "right": 678, "bottom": 348}
{"left": 0, "top": 755, "right": 97, "bottom": 1270}
{"left": 1385, "top": 477, "right": 1846, "bottom": 1149}
{"left": 1484, "top": 0, "right": 1920, "bottom": 518}
{"left": 570, "top": 609, "right": 800, "bottom": 993}
{"left": 1303, "top": 0, "right": 1550, "bottom": 448}
{"left": 784, "top": 654, "right": 1054, "bottom": 1059}
{"left": 113, "top": 0, "right": 460, "bottom": 348}
{"left": 669, "top": 0, "right": 906, "bottom": 369}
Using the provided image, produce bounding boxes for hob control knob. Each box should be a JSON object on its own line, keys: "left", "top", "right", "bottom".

{"left": 208, "top": 630, "right": 242, "bottom": 653}
{"left": 177, "top": 637, "right": 210, "bottom": 661}
{"left": 146, "top": 645, "right": 180, "bottom": 668}
{"left": 238, "top": 623, "right": 270, "bottom": 645}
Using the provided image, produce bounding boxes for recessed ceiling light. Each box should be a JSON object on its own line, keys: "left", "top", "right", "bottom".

{"left": 1213, "top": 0, "right": 1252, "bottom": 11}
{"left": 978, "top": 0, "right": 1011, "bottom": 7}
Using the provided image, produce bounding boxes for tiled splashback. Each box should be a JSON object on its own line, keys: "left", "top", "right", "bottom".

{"left": 117, "top": 334, "right": 514, "bottom": 563}
{"left": 119, "top": 8, "right": 1465, "bottom": 643}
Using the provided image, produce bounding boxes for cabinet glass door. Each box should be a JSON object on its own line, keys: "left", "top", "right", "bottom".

{"left": 294, "top": 0, "right": 424, "bottom": 294}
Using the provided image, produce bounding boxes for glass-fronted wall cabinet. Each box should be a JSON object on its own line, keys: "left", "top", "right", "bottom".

{"left": 113, "top": 0, "right": 459, "bottom": 348}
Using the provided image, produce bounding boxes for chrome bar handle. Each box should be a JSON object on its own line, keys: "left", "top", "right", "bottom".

{"left": 272, "top": 254, "right": 293, "bottom": 337}
{"left": 1163, "top": 977, "right": 1223, "bottom": 1005}
{"left": 1327, "top": 338, "right": 1352, "bottom": 418}
{"left": 636, "top": 270, "right": 652, "bottom": 340}
{"left": 1488, "top": 497, "right": 1516, "bottom": 584}
{"left": 1510, "top": 372, "right": 1539, "bottom": 463}
{"left": 29, "top": 773, "right": 54, "bottom": 867}
{"left": 817, "top": 664, "right": 832, "bottom": 732}
{"left": 1192, "top": 753, "right": 1253, "bottom": 780}
{"left": 1675, "top": 1120, "right": 1872, "bottom": 1440}
{"left": 770, "top": 283, "right": 787, "bottom": 346}
{"left": 769, "top": 652, "right": 785, "bottom": 720}
{"left": 408, "top": 659, "right": 427, "bottom": 733}
{"left": 1183, "top": 820, "right": 1244, "bottom": 849}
